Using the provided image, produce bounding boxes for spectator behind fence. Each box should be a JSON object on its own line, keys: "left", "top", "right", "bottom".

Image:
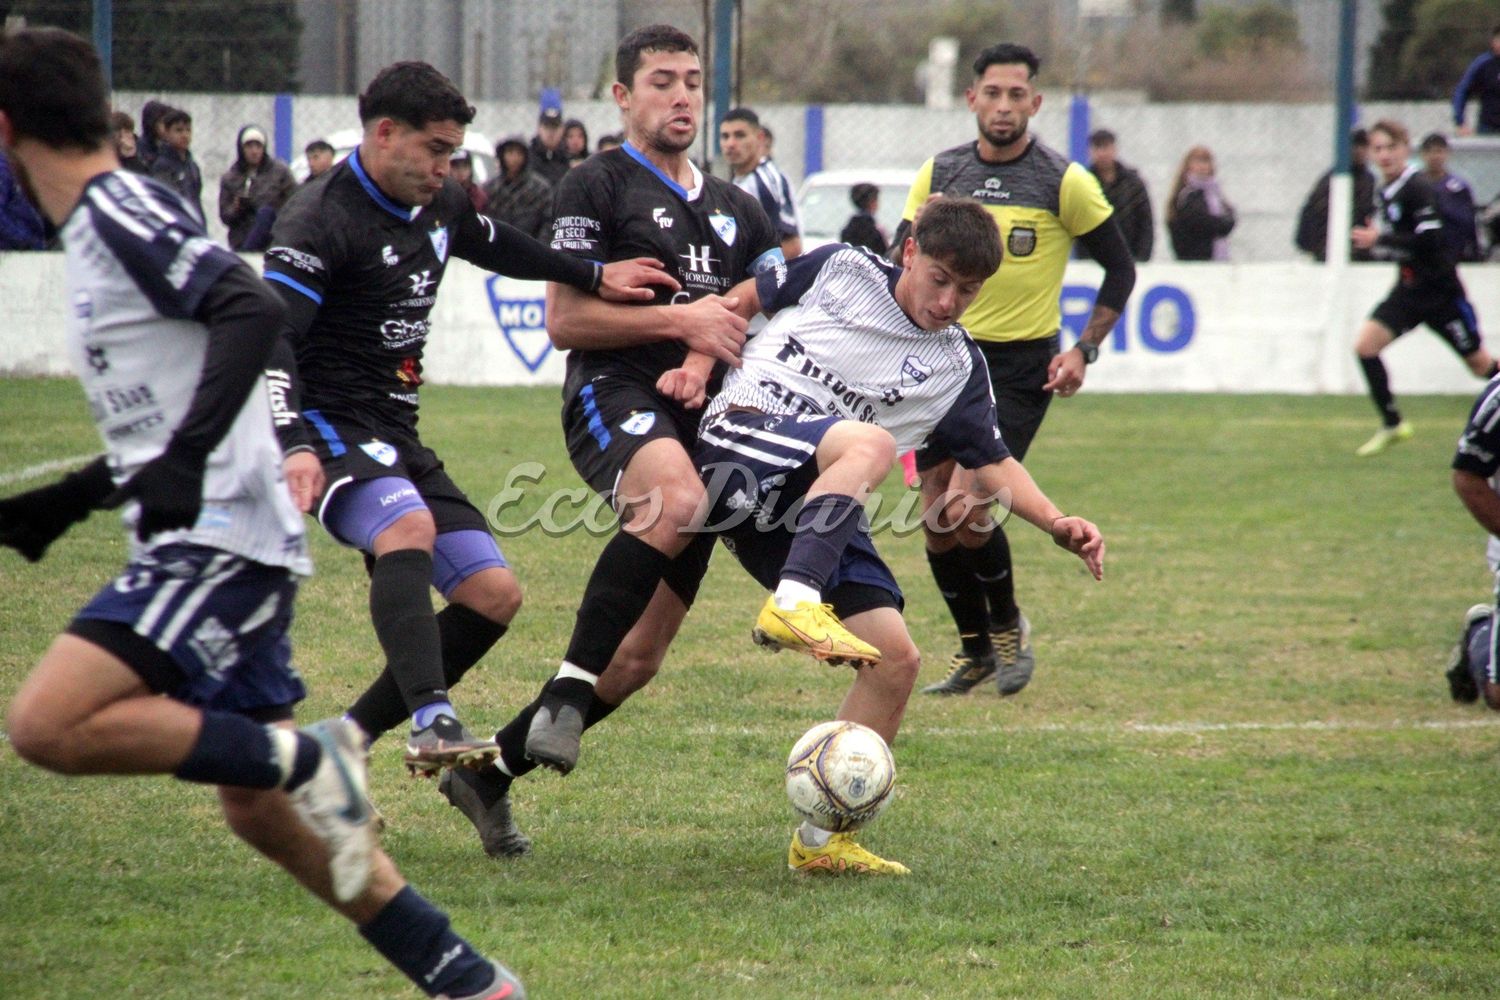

{"left": 137, "top": 98, "right": 172, "bottom": 169}
{"left": 530, "top": 106, "right": 570, "bottom": 186}
{"left": 0, "top": 148, "right": 46, "bottom": 249}
{"left": 482, "top": 134, "right": 552, "bottom": 241}
{"left": 720, "top": 106, "right": 802, "bottom": 258}
{"left": 1454, "top": 24, "right": 1500, "bottom": 136}
{"left": 597, "top": 132, "right": 623, "bottom": 153}
{"left": 109, "top": 110, "right": 147, "bottom": 174}
{"left": 1167, "top": 145, "right": 1235, "bottom": 261}
{"left": 838, "top": 182, "right": 888, "bottom": 255}
{"left": 450, "top": 148, "right": 487, "bottom": 214}
{"left": 1084, "top": 128, "right": 1153, "bottom": 262}
{"left": 218, "top": 124, "right": 295, "bottom": 252}
{"left": 1420, "top": 133, "right": 1481, "bottom": 263}
{"left": 1295, "top": 127, "right": 1377, "bottom": 262}
{"left": 149, "top": 107, "right": 204, "bottom": 224}
{"left": 303, "top": 138, "right": 334, "bottom": 182}
{"left": 563, "top": 118, "right": 589, "bottom": 167}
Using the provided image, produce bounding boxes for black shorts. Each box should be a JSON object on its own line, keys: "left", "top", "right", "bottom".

{"left": 1372, "top": 284, "right": 1482, "bottom": 357}
{"left": 562, "top": 375, "right": 715, "bottom": 607}
{"left": 302, "top": 410, "right": 489, "bottom": 537}
{"left": 563, "top": 374, "right": 701, "bottom": 501}
{"left": 917, "top": 334, "right": 1058, "bottom": 471}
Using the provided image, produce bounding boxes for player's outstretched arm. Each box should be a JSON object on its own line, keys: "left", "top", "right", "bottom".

{"left": 547, "top": 282, "right": 747, "bottom": 365}
{"left": 107, "top": 266, "right": 287, "bottom": 540}
{"left": 974, "top": 458, "right": 1105, "bottom": 580}
{"left": 656, "top": 278, "right": 765, "bottom": 407}
{"left": 0, "top": 457, "right": 114, "bottom": 562}
{"left": 1046, "top": 219, "right": 1135, "bottom": 397}
{"left": 1455, "top": 470, "right": 1500, "bottom": 537}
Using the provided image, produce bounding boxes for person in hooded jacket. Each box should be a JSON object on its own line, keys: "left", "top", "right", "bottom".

{"left": 137, "top": 99, "right": 172, "bottom": 170}
{"left": 218, "top": 124, "right": 296, "bottom": 251}
{"left": 481, "top": 134, "right": 553, "bottom": 241}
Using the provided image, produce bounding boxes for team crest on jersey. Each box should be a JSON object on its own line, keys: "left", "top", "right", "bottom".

{"left": 429, "top": 226, "right": 450, "bottom": 263}
{"left": 381, "top": 245, "right": 399, "bottom": 267}
{"left": 900, "top": 355, "right": 932, "bottom": 387}
{"left": 708, "top": 212, "right": 738, "bottom": 246}
{"left": 1008, "top": 226, "right": 1037, "bottom": 257}
{"left": 360, "top": 440, "right": 399, "bottom": 466}
{"left": 621, "top": 411, "right": 657, "bottom": 436}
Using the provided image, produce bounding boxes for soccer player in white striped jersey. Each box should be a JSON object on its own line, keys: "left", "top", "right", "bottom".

{"left": 0, "top": 29, "right": 524, "bottom": 999}
{"left": 661, "top": 198, "right": 1105, "bottom": 875}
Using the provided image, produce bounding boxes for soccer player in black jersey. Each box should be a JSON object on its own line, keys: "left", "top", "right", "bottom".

{"left": 436, "top": 25, "right": 779, "bottom": 851}
{"left": 261, "top": 61, "right": 674, "bottom": 789}
{"left": 1352, "top": 118, "right": 1495, "bottom": 457}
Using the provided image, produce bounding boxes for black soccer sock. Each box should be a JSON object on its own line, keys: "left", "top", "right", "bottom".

{"left": 348, "top": 603, "right": 509, "bottom": 741}
{"left": 926, "top": 546, "right": 992, "bottom": 654}
{"left": 368, "top": 549, "right": 449, "bottom": 717}
{"left": 358, "top": 885, "right": 494, "bottom": 998}
{"left": 491, "top": 685, "right": 625, "bottom": 785}
{"left": 562, "top": 532, "right": 672, "bottom": 676}
{"left": 1358, "top": 355, "right": 1402, "bottom": 428}
{"left": 971, "top": 528, "right": 1019, "bottom": 631}
{"left": 781, "top": 494, "right": 864, "bottom": 592}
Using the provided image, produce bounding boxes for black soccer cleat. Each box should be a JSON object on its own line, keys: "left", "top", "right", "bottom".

{"left": 993, "top": 613, "right": 1035, "bottom": 697}
{"left": 438, "top": 767, "right": 531, "bottom": 858}
{"left": 921, "top": 649, "right": 998, "bottom": 695}
{"left": 1446, "top": 604, "right": 1493, "bottom": 704}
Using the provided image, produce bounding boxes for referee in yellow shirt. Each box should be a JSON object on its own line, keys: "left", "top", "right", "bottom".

{"left": 904, "top": 43, "right": 1136, "bottom": 697}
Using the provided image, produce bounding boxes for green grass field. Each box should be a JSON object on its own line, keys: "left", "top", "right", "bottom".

{"left": 3, "top": 379, "right": 1499, "bottom": 999}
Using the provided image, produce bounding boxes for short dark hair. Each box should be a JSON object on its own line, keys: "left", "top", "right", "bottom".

{"left": 304, "top": 138, "right": 333, "bottom": 155}
{"left": 912, "top": 198, "right": 1002, "bottom": 281}
{"left": 358, "top": 61, "right": 474, "bottom": 129}
{"left": 1420, "top": 131, "right": 1449, "bottom": 151}
{"left": 723, "top": 107, "right": 760, "bottom": 128}
{"left": 1351, "top": 127, "right": 1369, "bottom": 147}
{"left": 1370, "top": 118, "right": 1409, "bottom": 146}
{"left": 109, "top": 110, "right": 135, "bottom": 135}
{"left": 616, "top": 24, "right": 698, "bottom": 88}
{"left": 160, "top": 108, "right": 191, "bottom": 130}
{"left": 850, "top": 182, "right": 879, "bottom": 211}
{"left": 973, "top": 43, "right": 1040, "bottom": 80}
{"left": 1088, "top": 128, "right": 1116, "bottom": 147}
{"left": 0, "top": 28, "right": 110, "bottom": 149}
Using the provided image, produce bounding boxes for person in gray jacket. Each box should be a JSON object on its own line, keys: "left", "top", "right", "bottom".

{"left": 218, "top": 124, "right": 295, "bottom": 251}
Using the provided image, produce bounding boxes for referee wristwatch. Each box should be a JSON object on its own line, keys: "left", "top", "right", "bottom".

{"left": 1075, "top": 339, "right": 1099, "bottom": 364}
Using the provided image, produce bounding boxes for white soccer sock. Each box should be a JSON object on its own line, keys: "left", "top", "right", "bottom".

{"left": 799, "top": 821, "right": 833, "bottom": 847}
{"left": 774, "top": 580, "right": 821, "bottom": 611}
{"left": 267, "top": 727, "right": 301, "bottom": 788}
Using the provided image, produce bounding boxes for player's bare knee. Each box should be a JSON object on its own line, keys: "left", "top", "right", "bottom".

{"left": 1466, "top": 352, "right": 1493, "bottom": 377}
{"left": 374, "top": 510, "right": 436, "bottom": 553}
{"left": 467, "top": 574, "right": 522, "bottom": 624}
{"left": 881, "top": 644, "right": 921, "bottom": 691}
{"left": 6, "top": 709, "right": 69, "bottom": 772}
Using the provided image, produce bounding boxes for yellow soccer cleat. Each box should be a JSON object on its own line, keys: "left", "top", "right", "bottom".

{"left": 1354, "top": 420, "right": 1413, "bottom": 457}
{"left": 788, "top": 828, "right": 910, "bottom": 876}
{"left": 751, "top": 595, "right": 881, "bottom": 668}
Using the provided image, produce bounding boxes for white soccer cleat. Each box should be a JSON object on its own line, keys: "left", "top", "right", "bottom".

{"left": 291, "top": 717, "right": 375, "bottom": 903}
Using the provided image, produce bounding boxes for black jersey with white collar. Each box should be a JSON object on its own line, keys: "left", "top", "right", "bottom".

{"left": 550, "top": 143, "right": 781, "bottom": 396}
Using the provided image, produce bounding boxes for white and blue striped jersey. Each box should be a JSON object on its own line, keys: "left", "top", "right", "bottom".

{"left": 734, "top": 157, "right": 801, "bottom": 241}
{"left": 705, "top": 244, "right": 1010, "bottom": 469}
{"left": 1454, "top": 375, "right": 1500, "bottom": 573}
{"left": 62, "top": 170, "right": 310, "bottom": 572}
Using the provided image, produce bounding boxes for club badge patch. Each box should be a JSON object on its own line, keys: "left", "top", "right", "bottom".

{"left": 360, "top": 440, "right": 399, "bottom": 466}
{"left": 1008, "top": 226, "right": 1037, "bottom": 257}
{"left": 429, "top": 225, "right": 450, "bottom": 263}
{"left": 621, "top": 411, "right": 657, "bottom": 436}
{"left": 709, "top": 212, "right": 738, "bottom": 246}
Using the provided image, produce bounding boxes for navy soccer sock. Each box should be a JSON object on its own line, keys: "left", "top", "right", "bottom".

{"left": 971, "top": 528, "right": 1019, "bottom": 630}
{"left": 348, "top": 603, "right": 508, "bottom": 741}
{"left": 173, "top": 711, "right": 318, "bottom": 789}
{"left": 358, "top": 885, "right": 494, "bottom": 997}
{"left": 1358, "top": 355, "right": 1402, "bottom": 428}
{"left": 368, "top": 549, "right": 450, "bottom": 717}
{"left": 926, "top": 546, "right": 992, "bottom": 657}
{"left": 780, "top": 494, "right": 864, "bottom": 592}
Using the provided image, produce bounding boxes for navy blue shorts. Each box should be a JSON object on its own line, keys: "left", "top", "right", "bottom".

{"left": 695, "top": 411, "right": 902, "bottom": 616}
{"left": 67, "top": 543, "right": 305, "bottom": 718}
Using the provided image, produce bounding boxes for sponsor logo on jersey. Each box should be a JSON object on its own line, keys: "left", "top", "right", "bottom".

{"left": 652, "top": 207, "right": 675, "bottom": 229}
{"left": 900, "top": 355, "right": 932, "bottom": 386}
{"left": 680, "top": 244, "right": 719, "bottom": 274}
{"left": 381, "top": 245, "right": 399, "bottom": 266}
{"left": 379, "top": 317, "right": 430, "bottom": 349}
{"left": 360, "top": 440, "right": 399, "bottom": 466}
{"left": 269, "top": 246, "right": 326, "bottom": 274}
{"left": 86, "top": 345, "right": 109, "bottom": 374}
{"left": 974, "top": 177, "right": 1011, "bottom": 201}
{"left": 429, "top": 226, "right": 449, "bottom": 263}
{"left": 708, "top": 212, "right": 738, "bottom": 246}
{"left": 408, "top": 270, "right": 435, "bottom": 296}
{"left": 620, "top": 411, "right": 657, "bottom": 436}
{"left": 1008, "top": 226, "right": 1037, "bottom": 257}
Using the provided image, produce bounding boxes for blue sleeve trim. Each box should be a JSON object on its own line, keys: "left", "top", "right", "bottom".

{"left": 264, "top": 270, "right": 324, "bottom": 305}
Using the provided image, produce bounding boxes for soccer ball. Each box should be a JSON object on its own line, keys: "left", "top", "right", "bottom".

{"left": 784, "top": 720, "right": 896, "bottom": 833}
